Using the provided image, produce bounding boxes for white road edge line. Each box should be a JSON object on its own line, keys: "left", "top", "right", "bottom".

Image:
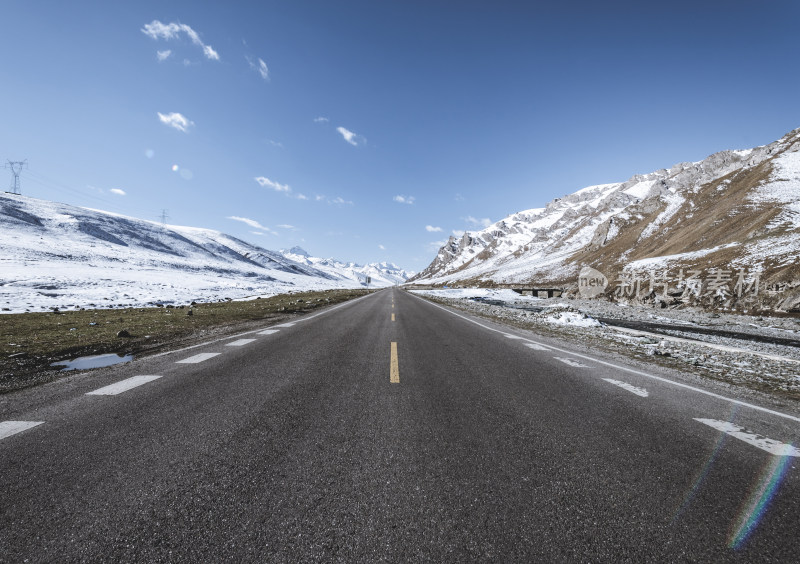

{"left": 150, "top": 292, "right": 377, "bottom": 359}
{"left": 226, "top": 339, "right": 257, "bottom": 347}
{"left": 603, "top": 378, "right": 649, "bottom": 398}
{"left": 0, "top": 421, "right": 44, "bottom": 440}
{"left": 695, "top": 418, "right": 800, "bottom": 456}
{"left": 555, "top": 357, "right": 588, "bottom": 368}
{"left": 86, "top": 375, "right": 162, "bottom": 396}
{"left": 524, "top": 343, "right": 551, "bottom": 351}
{"left": 176, "top": 352, "right": 221, "bottom": 364}
{"left": 409, "top": 292, "right": 800, "bottom": 424}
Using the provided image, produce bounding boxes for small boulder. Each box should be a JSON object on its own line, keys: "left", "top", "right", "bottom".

{"left": 117, "top": 329, "right": 131, "bottom": 338}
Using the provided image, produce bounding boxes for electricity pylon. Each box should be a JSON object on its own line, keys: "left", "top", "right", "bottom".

{"left": 5, "top": 160, "right": 27, "bottom": 194}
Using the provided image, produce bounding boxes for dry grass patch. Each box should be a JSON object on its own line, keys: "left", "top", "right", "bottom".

{"left": 0, "top": 288, "right": 373, "bottom": 393}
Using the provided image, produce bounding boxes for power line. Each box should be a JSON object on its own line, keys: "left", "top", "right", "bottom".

{"left": 5, "top": 159, "right": 28, "bottom": 194}
{"left": 24, "top": 169, "right": 156, "bottom": 218}
{"left": 159, "top": 209, "right": 170, "bottom": 225}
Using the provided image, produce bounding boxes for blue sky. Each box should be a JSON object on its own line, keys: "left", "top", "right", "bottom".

{"left": 2, "top": 1, "right": 799, "bottom": 272}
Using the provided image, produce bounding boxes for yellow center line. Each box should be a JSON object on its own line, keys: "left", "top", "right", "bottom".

{"left": 390, "top": 342, "right": 400, "bottom": 384}
{"left": 391, "top": 313, "right": 395, "bottom": 321}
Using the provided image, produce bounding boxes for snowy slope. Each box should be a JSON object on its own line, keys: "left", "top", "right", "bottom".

{"left": 0, "top": 195, "right": 374, "bottom": 312}
{"left": 280, "top": 247, "right": 413, "bottom": 287}
{"left": 412, "top": 127, "right": 800, "bottom": 311}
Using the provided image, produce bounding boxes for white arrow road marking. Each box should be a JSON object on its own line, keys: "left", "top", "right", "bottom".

{"left": 695, "top": 419, "right": 800, "bottom": 456}
{"left": 226, "top": 339, "right": 256, "bottom": 347}
{"left": 176, "top": 352, "right": 221, "bottom": 364}
{"left": 603, "top": 378, "right": 649, "bottom": 397}
{"left": 86, "top": 375, "right": 162, "bottom": 396}
{"left": 258, "top": 330, "right": 279, "bottom": 335}
{"left": 0, "top": 421, "right": 44, "bottom": 440}
{"left": 524, "top": 343, "right": 551, "bottom": 351}
{"left": 554, "top": 357, "right": 588, "bottom": 368}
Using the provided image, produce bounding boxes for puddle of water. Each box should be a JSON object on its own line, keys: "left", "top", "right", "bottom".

{"left": 51, "top": 353, "right": 133, "bottom": 371}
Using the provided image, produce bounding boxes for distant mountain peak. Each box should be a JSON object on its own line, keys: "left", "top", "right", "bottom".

{"left": 278, "top": 248, "right": 413, "bottom": 287}
{"left": 285, "top": 246, "right": 310, "bottom": 257}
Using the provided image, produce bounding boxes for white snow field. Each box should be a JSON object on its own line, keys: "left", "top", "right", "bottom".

{"left": 0, "top": 194, "right": 409, "bottom": 313}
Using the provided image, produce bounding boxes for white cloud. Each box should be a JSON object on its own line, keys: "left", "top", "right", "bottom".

{"left": 378, "top": 244, "right": 386, "bottom": 250}
{"left": 156, "top": 49, "right": 172, "bottom": 61}
{"left": 427, "top": 239, "right": 447, "bottom": 251}
{"left": 425, "top": 225, "right": 442, "bottom": 232}
{"left": 393, "top": 195, "right": 415, "bottom": 205}
{"left": 268, "top": 139, "right": 283, "bottom": 148}
{"left": 141, "top": 20, "right": 220, "bottom": 61}
{"left": 312, "top": 194, "right": 352, "bottom": 205}
{"left": 254, "top": 176, "right": 291, "bottom": 192}
{"left": 452, "top": 229, "right": 465, "bottom": 237}
{"left": 247, "top": 56, "right": 270, "bottom": 80}
{"left": 227, "top": 216, "right": 267, "bottom": 230}
{"left": 256, "top": 58, "right": 269, "bottom": 80}
{"left": 314, "top": 116, "right": 329, "bottom": 123}
{"left": 109, "top": 188, "right": 126, "bottom": 196}
{"left": 297, "top": 193, "right": 308, "bottom": 200}
{"left": 464, "top": 216, "right": 492, "bottom": 228}
{"left": 277, "top": 224, "right": 296, "bottom": 230}
{"left": 454, "top": 193, "right": 465, "bottom": 202}
{"left": 157, "top": 112, "right": 194, "bottom": 133}
{"left": 202, "top": 45, "right": 220, "bottom": 61}
{"left": 337, "top": 126, "right": 365, "bottom": 146}
{"left": 142, "top": 20, "right": 182, "bottom": 40}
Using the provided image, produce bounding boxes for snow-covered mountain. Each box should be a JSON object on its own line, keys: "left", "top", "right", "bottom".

{"left": 280, "top": 246, "right": 413, "bottom": 287}
{"left": 412, "top": 127, "right": 800, "bottom": 312}
{"left": 0, "top": 195, "right": 402, "bottom": 312}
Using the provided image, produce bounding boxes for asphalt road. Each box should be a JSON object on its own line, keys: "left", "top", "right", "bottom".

{"left": 2, "top": 288, "right": 800, "bottom": 562}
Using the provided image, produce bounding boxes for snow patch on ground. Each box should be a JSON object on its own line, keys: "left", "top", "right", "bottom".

{"left": 638, "top": 190, "right": 685, "bottom": 240}
{"left": 749, "top": 148, "right": 800, "bottom": 229}
{"left": 625, "top": 242, "right": 740, "bottom": 270}
{"left": 538, "top": 309, "right": 603, "bottom": 327}
{"left": 623, "top": 179, "right": 656, "bottom": 199}
{"left": 410, "top": 288, "right": 542, "bottom": 303}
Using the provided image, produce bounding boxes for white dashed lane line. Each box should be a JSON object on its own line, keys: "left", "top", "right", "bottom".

{"left": 554, "top": 357, "right": 588, "bottom": 368}
{"left": 273, "top": 323, "right": 296, "bottom": 328}
{"left": 0, "top": 421, "right": 44, "bottom": 441}
{"left": 86, "top": 375, "right": 162, "bottom": 396}
{"left": 603, "top": 378, "right": 649, "bottom": 398}
{"left": 176, "top": 352, "right": 221, "bottom": 364}
{"left": 226, "top": 339, "right": 257, "bottom": 347}
{"left": 524, "top": 343, "right": 551, "bottom": 351}
{"left": 258, "top": 330, "right": 279, "bottom": 335}
{"left": 695, "top": 419, "right": 800, "bottom": 456}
